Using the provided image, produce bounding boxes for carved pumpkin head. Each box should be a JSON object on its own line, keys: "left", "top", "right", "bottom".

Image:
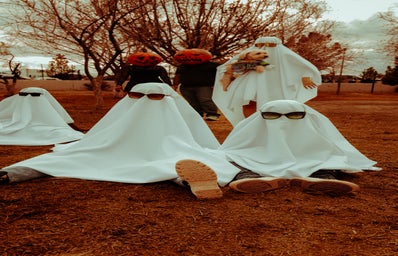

{"left": 127, "top": 52, "right": 163, "bottom": 67}
{"left": 173, "top": 48, "right": 212, "bottom": 65}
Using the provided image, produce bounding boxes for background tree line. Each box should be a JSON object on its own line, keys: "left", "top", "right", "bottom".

{"left": 0, "top": 0, "right": 396, "bottom": 107}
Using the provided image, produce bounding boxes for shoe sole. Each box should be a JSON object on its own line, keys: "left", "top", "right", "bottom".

{"left": 175, "top": 160, "right": 223, "bottom": 199}
{"left": 229, "top": 177, "right": 289, "bottom": 193}
{"left": 290, "top": 177, "right": 360, "bottom": 196}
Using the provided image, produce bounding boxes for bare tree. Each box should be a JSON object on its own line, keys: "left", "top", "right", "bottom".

{"left": 267, "top": 0, "right": 330, "bottom": 43}
{"left": 5, "top": 0, "right": 337, "bottom": 107}
{"left": 0, "top": 41, "right": 20, "bottom": 96}
{"left": 289, "top": 32, "right": 344, "bottom": 71}
{"left": 122, "top": 0, "right": 330, "bottom": 64}
{"left": 379, "top": 9, "right": 398, "bottom": 66}
{"left": 8, "top": 0, "right": 145, "bottom": 108}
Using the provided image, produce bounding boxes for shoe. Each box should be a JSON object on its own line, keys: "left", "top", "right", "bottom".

{"left": 229, "top": 177, "right": 289, "bottom": 193}
{"left": 310, "top": 169, "right": 340, "bottom": 180}
{"left": 175, "top": 160, "right": 223, "bottom": 199}
{"left": 233, "top": 170, "right": 263, "bottom": 180}
{"left": 172, "top": 177, "right": 190, "bottom": 188}
{"left": 290, "top": 177, "right": 360, "bottom": 196}
{"left": 205, "top": 115, "right": 219, "bottom": 121}
{"left": 0, "top": 171, "right": 10, "bottom": 184}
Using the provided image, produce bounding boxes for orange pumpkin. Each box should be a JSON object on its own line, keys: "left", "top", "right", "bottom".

{"left": 173, "top": 48, "right": 212, "bottom": 65}
{"left": 127, "top": 52, "right": 163, "bottom": 67}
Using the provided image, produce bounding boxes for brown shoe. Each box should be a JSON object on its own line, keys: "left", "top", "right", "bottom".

{"left": 229, "top": 177, "right": 289, "bottom": 193}
{"left": 290, "top": 177, "right": 360, "bottom": 196}
{"left": 175, "top": 160, "right": 223, "bottom": 199}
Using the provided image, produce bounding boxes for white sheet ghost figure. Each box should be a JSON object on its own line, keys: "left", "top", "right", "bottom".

{"left": 0, "top": 87, "right": 84, "bottom": 145}
{"left": 212, "top": 36, "right": 322, "bottom": 126}
{"left": 3, "top": 83, "right": 240, "bottom": 186}
{"left": 220, "top": 100, "right": 381, "bottom": 179}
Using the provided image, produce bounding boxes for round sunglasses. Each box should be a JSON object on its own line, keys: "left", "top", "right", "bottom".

{"left": 128, "top": 92, "right": 169, "bottom": 100}
{"left": 261, "top": 111, "right": 306, "bottom": 120}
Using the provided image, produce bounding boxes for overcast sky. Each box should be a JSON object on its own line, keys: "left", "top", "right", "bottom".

{"left": 322, "top": 0, "right": 397, "bottom": 23}
{"left": 1, "top": 0, "right": 397, "bottom": 75}
{"left": 321, "top": 0, "right": 397, "bottom": 74}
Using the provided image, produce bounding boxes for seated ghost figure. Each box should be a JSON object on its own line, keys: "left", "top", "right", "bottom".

{"left": 220, "top": 99, "right": 381, "bottom": 196}
{"left": 0, "top": 87, "right": 83, "bottom": 145}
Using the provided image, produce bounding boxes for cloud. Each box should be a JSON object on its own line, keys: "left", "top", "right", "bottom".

{"left": 330, "top": 14, "right": 394, "bottom": 74}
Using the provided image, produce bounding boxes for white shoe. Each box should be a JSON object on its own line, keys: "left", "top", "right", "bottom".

{"left": 290, "top": 177, "right": 360, "bottom": 196}
{"left": 229, "top": 177, "right": 289, "bottom": 193}
{"left": 175, "top": 160, "right": 223, "bottom": 199}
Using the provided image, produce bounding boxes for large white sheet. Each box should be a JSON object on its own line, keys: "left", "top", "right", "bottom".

{"left": 0, "top": 87, "right": 83, "bottom": 145}
{"left": 220, "top": 100, "right": 381, "bottom": 178}
{"left": 4, "top": 83, "right": 240, "bottom": 185}
{"left": 213, "top": 36, "right": 322, "bottom": 126}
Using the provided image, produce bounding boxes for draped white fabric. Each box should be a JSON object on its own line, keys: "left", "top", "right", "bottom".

{"left": 212, "top": 36, "right": 322, "bottom": 126}
{"left": 4, "top": 83, "right": 240, "bottom": 185}
{"left": 0, "top": 87, "right": 83, "bottom": 145}
{"left": 220, "top": 100, "right": 381, "bottom": 178}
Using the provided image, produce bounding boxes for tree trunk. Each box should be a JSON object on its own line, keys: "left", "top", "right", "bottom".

{"left": 2, "top": 78, "right": 15, "bottom": 97}
{"left": 92, "top": 76, "right": 104, "bottom": 109}
{"left": 371, "top": 81, "right": 376, "bottom": 94}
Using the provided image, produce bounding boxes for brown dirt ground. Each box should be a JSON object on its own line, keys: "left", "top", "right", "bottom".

{"left": 0, "top": 84, "right": 397, "bottom": 256}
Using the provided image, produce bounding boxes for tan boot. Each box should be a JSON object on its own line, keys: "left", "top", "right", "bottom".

{"left": 175, "top": 160, "right": 223, "bottom": 199}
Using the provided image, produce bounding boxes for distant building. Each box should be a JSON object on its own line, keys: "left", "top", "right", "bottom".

{"left": 23, "top": 68, "right": 46, "bottom": 79}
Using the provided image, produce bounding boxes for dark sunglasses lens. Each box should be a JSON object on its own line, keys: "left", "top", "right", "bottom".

{"left": 19, "top": 92, "right": 41, "bottom": 97}
{"left": 285, "top": 112, "right": 306, "bottom": 119}
{"left": 146, "top": 93, "right": 166, "bottom": 100}
{"left": 261, "top": 112, "right": 282, "bottom": 119}
{"left": 128, "top": 92, "right": 145, "bottom": 99}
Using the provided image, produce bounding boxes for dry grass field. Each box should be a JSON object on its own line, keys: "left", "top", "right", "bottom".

{"left": 0, "top": 82, "right": 397, "bottom": 256}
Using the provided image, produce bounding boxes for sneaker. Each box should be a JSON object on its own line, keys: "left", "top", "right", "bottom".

{"left": 205, "top": 115, "right": 219, "bottom": 121}
{"left": 175, "top": 159, "right": 223, "bottom": 199}
{"left": 233, "top": 169, "right": 262, "bottom": 180}
{"left": 310, "top": 169, "right": 341, "bottom": 180}
{"left": 290, "top": 177, "right": 360, "bottom": 196}
{"left": 229, "top": 177, "right": 289, "bottom": 193}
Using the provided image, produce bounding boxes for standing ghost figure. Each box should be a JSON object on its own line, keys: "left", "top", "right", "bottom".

{"left": 0, "top": 87, "right": 83, "bottom": 145}
{"left": 2, "top": 83, "right": 240, "bottom": 199}
{"left": 220, "top": 100, "right": 381, "bottom": 195}
{"left": 213, "top": 36, "right": 322, "bottom": 126}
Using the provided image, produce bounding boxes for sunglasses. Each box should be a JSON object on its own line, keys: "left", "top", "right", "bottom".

{"left": 128, "top": 92, "right": 169, "bottom": 100}
{"left": 255, "top": 43, "right": 277, "bottom": 48}
{"left": 261, "top": 111, "right": 306, "bottom": 120}
{"left": 19, "top": 92, "right": 42, "bottom": 97}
